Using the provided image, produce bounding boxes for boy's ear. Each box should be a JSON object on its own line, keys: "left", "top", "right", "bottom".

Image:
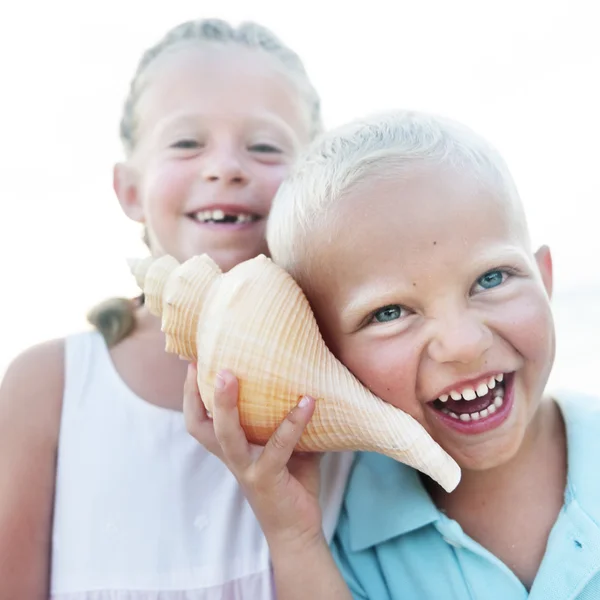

{"left": 113, "top": 162, "right": 145, "bottom": 223}
{"left": 534, "top": 245, "right": 553, "bottom": 299}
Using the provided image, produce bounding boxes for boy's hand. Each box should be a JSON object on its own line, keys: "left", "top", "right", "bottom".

{"left": 183, "top": 364, "right": 325, "bottom": 550}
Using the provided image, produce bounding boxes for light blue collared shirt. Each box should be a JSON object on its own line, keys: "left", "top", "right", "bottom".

{"left": 332, "top": 391, "right": 600, "bottom": 599}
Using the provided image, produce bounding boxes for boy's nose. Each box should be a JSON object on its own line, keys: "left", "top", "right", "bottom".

{"left": 427, "top": 311, "right": 493, "bottom": 366}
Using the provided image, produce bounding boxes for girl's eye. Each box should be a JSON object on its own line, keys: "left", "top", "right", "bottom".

{"left": 171, "top": 139, "right": 200, "bottom": 149}
{"left": 248, "top": 143, "right": 281, "bottom": 153}
{"left": 372, "top": 305, "right": 404, "bottom": 323}
{"left": 474, "top": 269, "right": 509, "bottom": 292}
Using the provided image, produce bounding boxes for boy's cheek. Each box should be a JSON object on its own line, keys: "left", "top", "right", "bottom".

{"left": 339, "top": 338, "right": 421, "bottom": 416}
{"left": 490, "top": 293, "right": 555, "bottom": 372}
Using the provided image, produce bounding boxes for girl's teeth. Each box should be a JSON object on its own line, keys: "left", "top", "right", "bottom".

{"left": 495, "top": 373, "right": 504, "bottom": 383}
{"left": 439, "top": 394, "right": 449, "bottom": 402}
{"left": 450, "top": 391, "right": 462, "bottom": 400}
{"left": 194, "top": 209, "right": 256, "bottom": 223}
{"left": 493, "top": 396, "right": 503, "bottom": 408}
{"left": 488, "top": 377, "right": 496, "bottom": 389}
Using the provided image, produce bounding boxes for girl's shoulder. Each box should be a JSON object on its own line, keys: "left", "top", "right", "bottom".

{"left": 1, "top": 336, "right": 66, "bottom": 429}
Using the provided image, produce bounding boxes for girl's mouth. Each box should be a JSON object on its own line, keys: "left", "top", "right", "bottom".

{"left": 187, "top": 209, "right": 261, "bottom": 227}
{"left": 428, "top": 372, "right": 515, "bottom": 434}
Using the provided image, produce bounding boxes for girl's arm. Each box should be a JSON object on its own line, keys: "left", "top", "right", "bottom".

{"left": 0, "top": 340, "right": 64, "bottom": 600}
{"left": 183, "top": 366, "right": 353, "bottom": 600}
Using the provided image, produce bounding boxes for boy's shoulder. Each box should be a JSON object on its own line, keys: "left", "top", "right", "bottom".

{"left": 555, "top": 389, "right": 600, "bottom": 523}
{"left": 555, "top": 387, "right": 600, "bottom": 438}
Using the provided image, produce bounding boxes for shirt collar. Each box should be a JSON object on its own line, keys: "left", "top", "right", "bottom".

{"left": 555, "top": 389, "right": 600, "bottom": 525}
{"left": 345, "top": 390, "right": 600, "bottom": 552}
{"left": 344, "top": 451, "right": 439, "bottom": 552}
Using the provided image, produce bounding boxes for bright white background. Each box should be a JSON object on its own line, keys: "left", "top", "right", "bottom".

{"left": 0, "top": 1, "right": 598, "bottom": 394}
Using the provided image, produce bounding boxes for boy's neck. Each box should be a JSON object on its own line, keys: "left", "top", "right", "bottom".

{"left": 424, "top": 398, "right": 567, "bottom": 590}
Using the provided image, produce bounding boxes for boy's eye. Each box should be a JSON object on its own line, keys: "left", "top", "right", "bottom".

{"left": 248, "top": 143, "right": 281, "bottom": 153}
{"left": 372, "top": 305, "right": 404, "bottom": 323}
{"left": 171, "top": 139, "right": 201, "bottom": 149}
{"left": 474, "top": 269, "right": 508, "bottom": 291}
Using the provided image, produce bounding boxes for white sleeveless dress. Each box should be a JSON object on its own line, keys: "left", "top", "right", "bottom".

{"left": 50, "top": 331, "right": 354, "bottom": 599}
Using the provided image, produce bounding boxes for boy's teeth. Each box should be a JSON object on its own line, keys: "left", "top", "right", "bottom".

{"left": 438, "top": 385, "right": 506, "bottom": 422}
{"left": 476, "top": 382, "right": 489, "bottom": 397}
{"left": 461, "top": 387, "right": 477, "bottom": 401}
{"left": 437, "top": 373, "right": 506, "bottom": 403}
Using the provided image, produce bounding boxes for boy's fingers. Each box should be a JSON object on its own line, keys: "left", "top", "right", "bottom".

{"left": 211, "top": 370, "right": 253, "bottom": 471}
{"left": 256, "top": 396, "right": 316, "bottom": 479}
{"left": 183, "top": 363, "right": 220, "bottom": 455}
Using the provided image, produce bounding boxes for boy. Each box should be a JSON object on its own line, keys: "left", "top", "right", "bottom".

{"left": 184, "top": 111, "right": 600, "bottom": 599}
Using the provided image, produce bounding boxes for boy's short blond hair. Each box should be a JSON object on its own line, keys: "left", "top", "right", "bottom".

{"left": 267, "top": 110, "right": 525, "bottom": 278}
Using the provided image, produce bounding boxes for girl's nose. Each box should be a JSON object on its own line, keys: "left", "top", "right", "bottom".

{"left": 201, "top": 148, "right": 248, "bottom": 185}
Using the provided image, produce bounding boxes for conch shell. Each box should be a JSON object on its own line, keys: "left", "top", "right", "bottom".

{"left": 130, "top": 254, "right": 461, "bottom": 492}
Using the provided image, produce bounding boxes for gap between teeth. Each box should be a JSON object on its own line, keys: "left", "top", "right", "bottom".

{"left": 441, "top": 396, "right": 504, "bottom": 421}
{"left": 438, "top": 373, "right": 504, "bottom": 402}
{"left": 192, "top": 209, "right": 256, "bottom": 223}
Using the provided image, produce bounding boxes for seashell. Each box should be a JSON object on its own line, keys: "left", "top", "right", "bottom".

{"left": 138, "top": 255, "right": 179, "bottom": 317}
{"left": 131, "top": 253, "right": 461, "bottom": 492}
{"left": 162, "top": 255, "right": 222, "bottom": 360}
{"left": 128, "top": 256, "right": 154, "bottom": 291}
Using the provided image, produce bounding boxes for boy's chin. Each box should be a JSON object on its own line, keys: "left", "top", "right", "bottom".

{"left": 444, "top": 426, "right": 527, "bottom": 474}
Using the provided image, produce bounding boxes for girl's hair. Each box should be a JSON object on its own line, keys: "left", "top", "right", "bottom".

{"left": 89, "top": 18, "right": 322, "bottom": 347}
{"left": 267, "top": 109, "right": 525, "bottom": 280}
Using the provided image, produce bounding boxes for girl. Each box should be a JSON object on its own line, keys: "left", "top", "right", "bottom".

{"left": 0, "top": 18, "right": 352, "bottom": 600}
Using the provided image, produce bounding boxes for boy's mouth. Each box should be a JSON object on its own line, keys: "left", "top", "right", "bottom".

{"left": 188, "top": 209, "right": 261, "bottom": 225}
{"left": 428, "top": 372, "right": 514, "bottom": 434}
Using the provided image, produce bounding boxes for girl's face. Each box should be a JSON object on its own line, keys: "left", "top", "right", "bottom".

{"left": 115, "top": 43, "right": 312, "bottom": 271}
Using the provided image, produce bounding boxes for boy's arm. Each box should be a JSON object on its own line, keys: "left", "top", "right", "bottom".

{"left": 270, "top": 535, "right": 354, "bottom": 600}
{"left": 182, "top": 366, "right": 355, "bottom": 599}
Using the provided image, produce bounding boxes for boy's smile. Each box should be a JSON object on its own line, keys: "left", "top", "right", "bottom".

{"left": 302, "top": 167, "right": 555, "bottom": 473}
{"left": 428, "top": 370, "right": 512, "bottom": 433}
